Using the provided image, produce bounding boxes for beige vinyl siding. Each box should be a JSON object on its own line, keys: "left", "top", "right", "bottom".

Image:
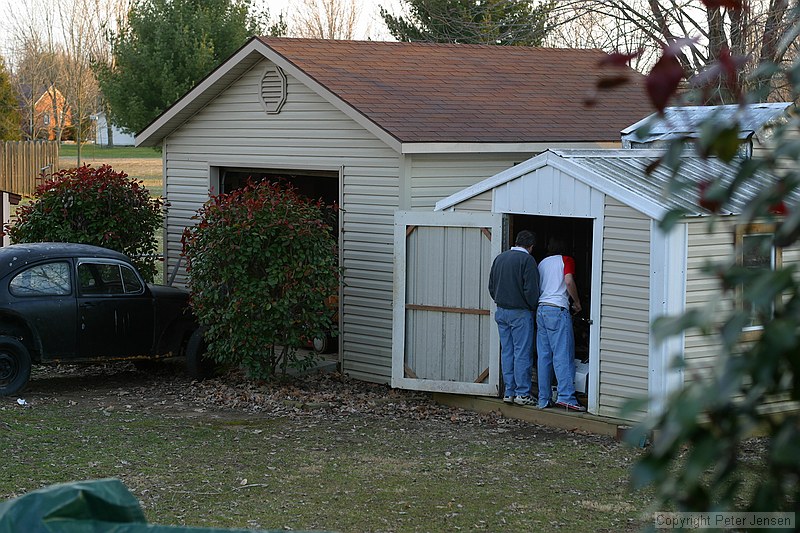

{"left": 410, "top": 154, "right": 530, "bottom": 209}
{"left": 598, "top": 197, "right": 651, "bottom": 419}
{"left": 683, "top": 218, "right": 736, "bottom": 381}
{"left": 684, "top": 217, "right": 800, "bottom": 412}
{"left": 452, "top": 191, "right": 493, "bottom": 213}
{"left": 754, "top": 124, "right": 799, "bottom": 177}
{"left": 784, "top": 243, "right": 800, "bottom": 285}
{"left": 163, "top": 59, "right": 400, "bottom": 384}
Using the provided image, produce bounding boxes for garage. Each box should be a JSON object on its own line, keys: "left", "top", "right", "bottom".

{"left": 136, "top": 37, "right": 652, "bottom": 386}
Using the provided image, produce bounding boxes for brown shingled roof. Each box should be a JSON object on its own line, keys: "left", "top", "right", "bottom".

{"left": 259, "top": 37, "right": 653, "bottom": 144}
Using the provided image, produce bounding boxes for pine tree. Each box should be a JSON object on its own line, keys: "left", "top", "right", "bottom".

{"left": 379, "top": 0, "right": 555, "bottom": 46}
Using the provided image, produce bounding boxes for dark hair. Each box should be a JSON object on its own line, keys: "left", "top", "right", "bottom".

{"left": 546, "top": 237, "right": 568, "bottom": 255}
{"left": 515, "top": 230, "right": 536, "bottom": 248}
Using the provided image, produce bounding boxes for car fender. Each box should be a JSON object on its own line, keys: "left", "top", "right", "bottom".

{"left": 0, "top": 310, "right": 43, "bottom": 363}
{"left": 154, "top": 314, "right": 196, "bottom": 356}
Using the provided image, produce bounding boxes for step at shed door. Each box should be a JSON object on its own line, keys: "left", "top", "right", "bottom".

{"left": 393, "top": 211, "right": 502, "bottom": 396}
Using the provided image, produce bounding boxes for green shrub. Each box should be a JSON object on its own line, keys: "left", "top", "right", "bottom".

{"left": 6, "top": 164, "right": 164, "bottom": 280}
{"left": 181, "top": 180, "right": 339, "bottom": 379}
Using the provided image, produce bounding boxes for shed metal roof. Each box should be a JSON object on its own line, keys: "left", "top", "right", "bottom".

{"left": 136, "top": 37, "right": 653, "bottom": 149}
{"left": 621, "top": 102, "right": 794, "bottom": 145}
{"left": 435, "top": 149, "right": 784, "bottom": 220}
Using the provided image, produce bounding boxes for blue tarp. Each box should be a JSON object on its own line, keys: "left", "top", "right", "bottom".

{"left": 0, "top": 479, "right": 319, "bottom": 533}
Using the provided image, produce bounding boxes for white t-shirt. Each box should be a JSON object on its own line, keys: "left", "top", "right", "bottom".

{"left": 538, "top": 255, "right": 575, "bottom": 309}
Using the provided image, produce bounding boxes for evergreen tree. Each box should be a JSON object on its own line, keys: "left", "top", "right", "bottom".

{"left": 0, "top": 57, "right": 21, "bottom": 141}
{"left": 379, "top": 0, "right": 555, "bottom": 46}
{"left": 96, "top": 0, "right": 286, "bottom": 135}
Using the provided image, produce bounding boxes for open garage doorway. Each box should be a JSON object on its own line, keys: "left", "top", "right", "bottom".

{"left": 220, "top": 167, "right": 339, "bottom": 207}
{"left": 509, "top": 214, "right": 594, "bottom": 398}
{"left": 217, "top": 166, "right": 341, "bottom": 355}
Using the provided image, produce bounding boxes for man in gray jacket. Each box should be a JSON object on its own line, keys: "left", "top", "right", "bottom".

{"left": 488, "top": 230, "right": 540, "bottom": 406}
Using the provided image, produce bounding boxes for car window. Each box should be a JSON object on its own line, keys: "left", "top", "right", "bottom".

{"left": 9, "top": 261, "right": 72, "bottom": 297}
{"left": 78, "top": 261, "right": 144, "bottom": 296}
{"left": 120, "top": 264, "right": 144, "bottom": 294}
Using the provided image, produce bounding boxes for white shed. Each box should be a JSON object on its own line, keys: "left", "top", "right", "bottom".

{"left": 621, "top": 102, "right": 794, "bottom": 159}
{"left": 94, "top": 112, "right": 135, "bottom": 146}
{"left": 135, "top": 37, "right": 653, "bottom": 387}
{"left": 427, "top": 148, "right": 798, "bottom": 420}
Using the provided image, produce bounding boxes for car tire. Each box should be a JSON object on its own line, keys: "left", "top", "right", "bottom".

{"left": 312, "top": 334, "right": 336, "bottom": 354}
{"left": 0, "top": 337, "right": 32, "bottom": 396}
{"left": 185, "top": 328, "right": 215, "bottom": 380}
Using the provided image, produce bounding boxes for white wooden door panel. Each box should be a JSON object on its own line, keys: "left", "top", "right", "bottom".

{"left": 392, "top": 211, "right": 502, "bottom": 395}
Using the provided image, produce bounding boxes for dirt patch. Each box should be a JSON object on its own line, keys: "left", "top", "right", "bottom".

{"left": 23, "top": 361, "right": 612, "bottom": 443}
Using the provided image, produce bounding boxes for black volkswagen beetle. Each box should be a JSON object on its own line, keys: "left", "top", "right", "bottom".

{"left": 0, "top": 243, "right": 210, "bottom": 395}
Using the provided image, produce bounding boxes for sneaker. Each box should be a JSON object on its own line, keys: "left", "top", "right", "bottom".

{"left": 537, "top": 401, "right": 554, "bottom": 409}
{"left": 556, "top": 401, "right": 587, "bottom": 412}
{"left": 513, "top": 396, "right": 535, "bottom": 406}
{"left": 502, "top": 396, "right": 514, "bottom": 404}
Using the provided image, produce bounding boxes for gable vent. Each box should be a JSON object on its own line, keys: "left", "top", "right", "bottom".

{"left": 261, "top": 66, "right": 287, "bottom": 114}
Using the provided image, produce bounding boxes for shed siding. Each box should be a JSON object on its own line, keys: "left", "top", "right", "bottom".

{"left": 685, "top": 217, "right": 800, "bottom": 382}
{"left": 599, "top": 198, "right": 650, "bottom": 419}
{"left": 684, "top": 218, "right": 736, "bottom": 380}
{"left": 755, "top": 124, "right": 799, "bottom": 177}
{"left": 410, "top": 154, "right": 531, "bottom": 209}
{"left": 452, "top": 191, "right": 493, "bottom": 213}
{"left": 493, "top": 165, "right": 596, "bottom": 216}
{"left": 163, "top": 59, "right": 400, "bottom": 383}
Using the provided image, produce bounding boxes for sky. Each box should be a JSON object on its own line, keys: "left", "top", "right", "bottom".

{"left": 0, "top": 0, "right": 401, "bottom": 65}
{"left": 268, "top": 0, "right": 398, "bottom": 40}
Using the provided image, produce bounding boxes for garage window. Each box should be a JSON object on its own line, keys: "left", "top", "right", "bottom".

{"left": 10, "top": 262, "right": 71, "bottom": 296}
{"left": 736, "top": 223, "right": 781, "bottom": 332}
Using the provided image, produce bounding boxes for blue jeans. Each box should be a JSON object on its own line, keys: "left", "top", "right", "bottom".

{"left": 536, "top": 305, "right": 578, "bottom": 407}
{"left": 495, "top": 307, "right": 534, "bottom": 398}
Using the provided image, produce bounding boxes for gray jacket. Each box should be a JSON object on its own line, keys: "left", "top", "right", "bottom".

{"left": 488, "top": 248, "right": 540, "bottom": 311}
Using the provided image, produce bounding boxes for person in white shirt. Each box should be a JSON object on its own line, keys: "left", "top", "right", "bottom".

{"left": 536, "top": 237, "right": 586, "bottom": 412}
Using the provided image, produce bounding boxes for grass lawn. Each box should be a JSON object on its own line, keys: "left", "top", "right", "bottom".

{"left": 57, "top": 143, "right": 164, "bottom": 198}
{"left": 59, "top": 143, "right": 162, "bottom": 160}
{"left": 1, "top": 365, "right": 655, "bottom": 533}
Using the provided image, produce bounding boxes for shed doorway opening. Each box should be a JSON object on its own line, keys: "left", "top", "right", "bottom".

{"left": 217, "top": 166, "right": 341, "bottom": 354}
{"left": 509, "top": 214, "right": 593, "bottom": 396}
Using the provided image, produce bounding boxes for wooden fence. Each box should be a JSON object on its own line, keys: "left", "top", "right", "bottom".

{"left": 0, "top": 141, "right": 59, "bottom": 196}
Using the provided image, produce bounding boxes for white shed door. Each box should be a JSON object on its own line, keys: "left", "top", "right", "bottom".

{"left": 392, "top": 211, "right": 502, "bottom": 396}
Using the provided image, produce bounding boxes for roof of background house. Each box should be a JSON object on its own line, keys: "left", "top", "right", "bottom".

{"left": 622, "top": 102, "right": 795, "bottom": 144}
{"left": 137, "top": 37, "right": 653, "bottom": 149}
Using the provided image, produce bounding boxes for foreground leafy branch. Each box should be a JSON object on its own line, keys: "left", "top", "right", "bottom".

{"left": 594, "top": 0, "right": 800, "bottom": 516}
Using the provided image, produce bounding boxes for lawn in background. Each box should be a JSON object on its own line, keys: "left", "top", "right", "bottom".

{"left": 59, "top": 143, "right": 161, "bottom": 159}
{"left": 57, "top": 143, "right": 163, "bottom": 197}
{"left": 55, "top": 143, "right": 166, "bottom": 282}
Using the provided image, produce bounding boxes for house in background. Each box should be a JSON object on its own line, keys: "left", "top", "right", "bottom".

{"left": 93, "top": 112, "right": 135, "bottom": 146}
{"left": 32, "top": 86, "right": 72, "bottom": 141}
{"left": 135, "top": 37, "right": 653, "bottom": 395}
